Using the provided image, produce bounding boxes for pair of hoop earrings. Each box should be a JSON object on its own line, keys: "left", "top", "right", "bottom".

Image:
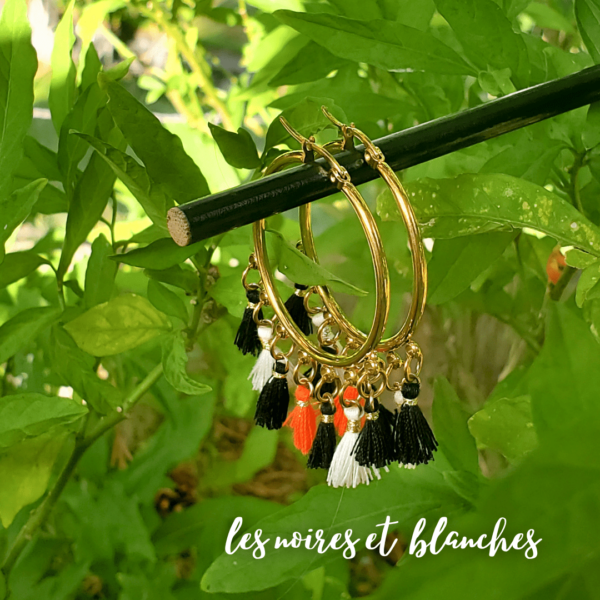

{"left": 233, "top": 108, "right": 437, "bottom": 488}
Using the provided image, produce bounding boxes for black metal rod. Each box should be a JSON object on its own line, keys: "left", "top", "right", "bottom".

{"left": 173, "top": 65, "right": 600, "bottom": 244}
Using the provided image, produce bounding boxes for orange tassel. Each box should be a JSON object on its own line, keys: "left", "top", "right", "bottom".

{"left": 284, "top": 385, "right": 317, "bottom": 454}
{"left": 334, "top": 387, "right": 360, "bottom": 436}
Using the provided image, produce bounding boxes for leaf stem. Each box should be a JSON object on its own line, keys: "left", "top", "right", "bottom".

{"left": 0, "top": 363, "right": 164, "bottom": 578}
{"left": 98, "top": 24, "right": 137, "bottom": 61}
{"left": 570, "top": 153, "right": 586, "bottom": 215}
{"left": 550, "top": 265, "right": 576, "bottom": 301}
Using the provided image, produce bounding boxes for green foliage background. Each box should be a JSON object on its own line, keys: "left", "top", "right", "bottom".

{"left": 1, "top": 0, "right": 600, "bottom": 597}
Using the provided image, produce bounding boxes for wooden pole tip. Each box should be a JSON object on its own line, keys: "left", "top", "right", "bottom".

{"left": 167, "top": 207, "right": 192, "bottom": 247}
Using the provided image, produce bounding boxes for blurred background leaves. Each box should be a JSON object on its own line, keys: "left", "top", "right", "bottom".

{"left": 1, "top": 0, "right": 600, "bottom": 598}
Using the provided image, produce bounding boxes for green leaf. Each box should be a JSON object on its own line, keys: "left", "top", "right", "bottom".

{"left": 368, "top": 313, "right": 600, "bottom": 600}
{"left": 84, "top": 234, "right": 117, "bottom": 308}
{"left": 63, "top": 294, "right": 172, "bottom": 357}
{"left": 162, "top": 333, "right": 211, "bottom": 395}
{"left": 564, "top": 247, "right": 597, "bottom": 268}
{"left": 479, "top": 137, "right": 564, "bottom": 186}
{"left": 30, "top": 183, "right": 69, "bottom": 216}
{"left": 0, "top": 306, "right": 61, "bottom": 365}
{"left": 270, "top": 64, "right": 415, "bottom": 127}
{"left": 208, "top": 123, "right": 260, "bottom": 169}
{"left": 501, "top": 0, "right": 531, "bottom": 19}
{"left": 468, "top": 395, "right": 538, "bottom": 462}
{"left": 525, "top": 2, "right": 576, "bottom": 34}
{"left": 74, "top": 133, "right": 173, "bottom": 230}
{"left": 57, "top": 152, "right": 116, "bottom": 280}
{"left": 17, "top": 136, "right": 62, "bottom": 183}
{"left": 58, "top": 83, "right": 108, "bottom": 192}
{"left": 117, "top": 573, "right": 173, "bottom": 600}
{"left": 427, "top": 232, "right": 515, "bottom": 305}
{"left": 435, "top": 0, "right": 530, "bottom": 87}
{"left": 0, "top": 392, "right": 87, "bottom": 448}
{"left": 327, "top": 0, "right": 435, "bottom": 29}
{"left": 264, "top": 96, "right": 347, "bottom": 151}
{"left": 48, "top": 0, "right": 77, "bottom": 133}
{"left": 267, "top": 230, "right": 367, "bottom": 296}
{"left": 112, "top": 237, "right": 206, "bottom": 270}
{"left": 144, "top": 265, "right": 199, "bottom": 295}
{"left": 584, "top": 102, "right": 600, "bottom": 149}
{"left": 269, "top": 40, "right": 350, "bottom": 87}
{"left": 0, "top": 179, "right": 47, "bottom": 262}
{"left": 154, "top": 496, "right": 277, "bottom": 558}
{"left": 77, "top": 0, "right": 127, "bottom": 82}
{"left": 147, "top": 280, "right": 189, "bottom": 322}
{"left": 386, "top": 0, "right": 436, "bottom": 27}
{"left": 114, "top": 391, "right": 216, "bottom": 499}
{"left": 576, "top": 0, "right": 600, "bottom": 64}
{"left": 274, "top": 11, "right": 476, "bottom": 76}
{"left": 478, "top": 67, "right": 516, "bottom": 96}
{"left": 201, "top": 467, "right": 469, "bottom": 593}
{"left": 209, "top": 273, "right": 247, "bottom": 318}
{"left": 64, "top": 279, "right": 84, "bottom": 298}
{"left": 372, "top": 459, "right": 600, "bottom": 599}
{"left": 576, "top": 262, "right": 600, "bottom": 307}
{"left": 99, "top": 481, "right": 156, "bottom": 562}
{"left": 377, "top": 174, "right": 600, "bottom": 256}
{"left": 203, "top": 426, "right": 279, "bottom": 488}
{"left": 50, "top": 326, "right": 122, "bottom": 414}
{"left": 127, "top": 224, "right": 167, "bottom": 245}
{"left": 432, "top": 378, "right": 480, "bottom": 475}
{"left": 0, "top": 0, "right": 37, "bottom": 205}
{"left": 0, "top": 431, "right": 68, "bottom": 527}
{"left": 79, "top": 39, "right": 102, "bottom": 93}
{"left": 0, "top": 252, "right": 48, "bottom": 288}
{"left": 99, "top": 76, "right": 210, "bottom": 203}
{"left": 14, "top": 561, "right": 90, "bottom": 600}
{"left": 104, "top": 57, "right": 134, "bottom": 82}
{"left": 529, "top": 304, "right": 600, "bottom": 441}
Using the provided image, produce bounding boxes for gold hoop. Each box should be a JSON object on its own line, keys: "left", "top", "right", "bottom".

{"left": 252, "top": 118, "right": 391, "bottom": 368}
{"left": 297, "top": 107, "right": 428, "bottom": 351}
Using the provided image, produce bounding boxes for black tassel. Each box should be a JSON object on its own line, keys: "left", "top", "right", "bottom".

{"left": 234, "top": 289, "right": 263, "bottom": 356}
{"left": 307, "top": 401, "right": 337, "bottom": 469}
{"left": 284, "top": 284, "right": 312, "bottom": 335}
{"left": 352, "top": 398, "right": 394, "bottom": 469}
{"left": 378, "top": 402, "right": 397, "bottom": 459}
{"left": 395, "top": 380, "right": 438, "bottom": 467}
{"left": 304, "top": 351, "right": 337, "bottom": 398}
{"left": 255, "top": 361, "right": 289, "bottom": 430}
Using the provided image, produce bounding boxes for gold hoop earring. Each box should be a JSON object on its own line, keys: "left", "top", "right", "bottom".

{"left": 231, "top": 114, "right": 437, "bottom": 488}
{"left": 252, "top": 118, "right": 391, "bottom": 369}
{"left": 296, "top": 107, "right": 428, "bottom": 351}
{"left": 314, "top": 108, "right": 437, "bottom": 472}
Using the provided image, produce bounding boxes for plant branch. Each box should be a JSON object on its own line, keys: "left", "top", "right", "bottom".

{"left": 185, "top": 240, "right": 221, "bottom": 349}
{"left": 1, "top": 363, "right": 164, "bottom": 578}
{"left": 140, "top": 6, "right": 234, "bottom": 130}
{"left": 550, "top": 265, "right": 576, "bottom": 301}
{"left": 493, "top": 313, "right": 542, "bottom": 354}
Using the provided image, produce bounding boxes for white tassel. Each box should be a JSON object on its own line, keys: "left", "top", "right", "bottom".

{"left": 248, "top": 326, "right": 275, "bottom": 391}
{"left": 394, "top": 390, "right": 405, "bottom": 408}
{"left": 327, "top": 406, "right": 373, "bottom": 488}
